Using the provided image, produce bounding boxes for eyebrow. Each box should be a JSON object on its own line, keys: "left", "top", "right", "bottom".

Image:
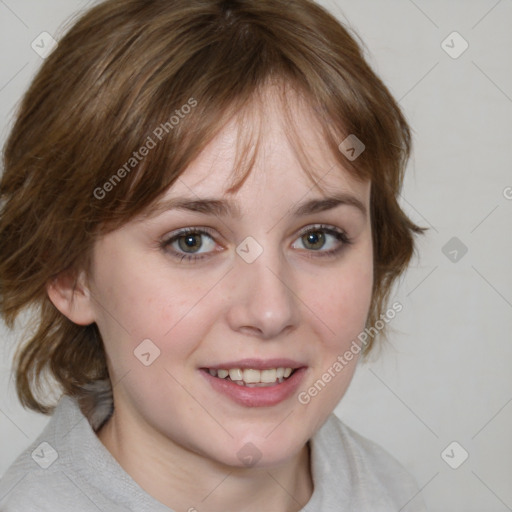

{"left": 148, "top": 193, "right": 367, "bottom": 219}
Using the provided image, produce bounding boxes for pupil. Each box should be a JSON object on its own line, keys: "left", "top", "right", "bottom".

{"left": 180, "top": 234, "right": 201, "bottom": 252}
{"left": 306, "top": 231, "right": 324, "bottom": 250}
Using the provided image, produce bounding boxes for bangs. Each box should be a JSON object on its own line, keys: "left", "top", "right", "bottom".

{"left": 129, "top": 78, "right": 371, "bottom": 225}
{"left": 92, "top": 83, "right": 370, "bottom": 236}
{"left": 82, "top": 0, "right": 403, "bottom": 232}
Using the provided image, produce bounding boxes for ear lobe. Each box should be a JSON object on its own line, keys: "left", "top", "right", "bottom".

{"left": 46, "top": 269, "right": 96, "bottom": 326}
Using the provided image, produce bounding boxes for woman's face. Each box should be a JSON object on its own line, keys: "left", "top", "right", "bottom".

{"left": 84, "top": 92, "right": 373, "bottom": 469}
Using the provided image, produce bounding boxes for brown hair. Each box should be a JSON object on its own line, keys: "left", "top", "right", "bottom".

{"left": 0, "top": 0, "right": 426, "bottom": 414}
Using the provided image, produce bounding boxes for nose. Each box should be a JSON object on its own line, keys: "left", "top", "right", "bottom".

{"left": 225, "top": 242, "right": 300, "bottom": 340}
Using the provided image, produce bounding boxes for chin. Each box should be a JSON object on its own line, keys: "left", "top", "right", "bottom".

{"left": 209, "top": 430, "right": 309, "bottom": 470}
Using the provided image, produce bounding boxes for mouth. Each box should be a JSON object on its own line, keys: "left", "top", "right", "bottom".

{"left": 199, "top": 359, "right": 307, "bottom": 407}
{"left": 201, "top": 367, "right": 298, "bottom": 387}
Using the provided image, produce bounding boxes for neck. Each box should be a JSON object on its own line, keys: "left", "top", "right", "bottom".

{"left": 96, "top": 406, "right": 313, "bottom": 512}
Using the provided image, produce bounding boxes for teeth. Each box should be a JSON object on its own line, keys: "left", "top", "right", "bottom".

{"left": 229, "top": 368, "right": 243, "bottom": 381}
{"left": 260, "top": 369, "right": 277, "bottom": 383}
{"left": 208, "top": 367, "right": 295, "bottom": 385}
{"left": 243, "top": 369, "right": 261, "bottom": 383}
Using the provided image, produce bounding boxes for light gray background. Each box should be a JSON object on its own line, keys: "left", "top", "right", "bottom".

{"left": 1, "top": 1, "right": 511, "bottom": 511}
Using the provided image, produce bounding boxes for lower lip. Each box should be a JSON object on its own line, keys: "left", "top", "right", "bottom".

{"left": 200, "top": 368, "right": 307, "bottom": 407}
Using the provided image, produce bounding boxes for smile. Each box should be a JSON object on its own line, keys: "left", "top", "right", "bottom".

{"left": 199, "top": 359, "right": 307, "bottom": 407}
{"left": 205, "top": 367, "right": 296, "bottom": 387}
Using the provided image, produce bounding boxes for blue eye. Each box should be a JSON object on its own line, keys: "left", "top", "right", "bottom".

{"left": 161, "top": 224, "right": 352, "bottom": 263}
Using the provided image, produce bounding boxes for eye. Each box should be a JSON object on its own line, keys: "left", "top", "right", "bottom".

{"left": 160, "top": 224, "right": 353, "bottom": 264}
{"left": 291, "top": 224, "right": 352, "bottom": 258}
{"left": 160, "top": 227, "right": 219, "bottom": 263}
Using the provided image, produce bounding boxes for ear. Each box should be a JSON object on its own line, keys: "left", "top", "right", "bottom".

{"left": 46, "top": 269, "right": 96, "bottom": 325}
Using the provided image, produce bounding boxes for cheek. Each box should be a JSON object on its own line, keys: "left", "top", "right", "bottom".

{"left": 305, "top": 250, "right": 373, "bottom": 349}
{"left": 90, "top": 252, "right": 219, "bottom": 369}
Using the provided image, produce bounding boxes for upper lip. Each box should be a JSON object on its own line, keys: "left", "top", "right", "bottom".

{"left": 201, "top": 358, "right": 306, "bottom": 371}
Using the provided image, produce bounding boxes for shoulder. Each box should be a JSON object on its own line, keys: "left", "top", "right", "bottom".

{"left": 0, "top": 437, "right": 83, "bottom": 511}
{"left": 0, "top": 461, "right": 66, "bottom": 512}
{"left": 312, "top": 414, "right": 427, "bottom": 511}
{"left": 0, "top": 395, "right": 117, "bottom": 512}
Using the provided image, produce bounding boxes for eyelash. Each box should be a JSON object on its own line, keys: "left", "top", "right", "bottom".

{"left": 160, "top": 224, "right": 353, "bottom": 263}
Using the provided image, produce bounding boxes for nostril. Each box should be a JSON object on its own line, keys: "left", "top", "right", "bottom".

{"left": 239, "top": 326, "right": 263, "bottom": 336}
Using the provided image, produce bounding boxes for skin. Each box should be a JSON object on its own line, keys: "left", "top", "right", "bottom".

{"left": 48, "top": 86, "right": 373, "bottom": 512}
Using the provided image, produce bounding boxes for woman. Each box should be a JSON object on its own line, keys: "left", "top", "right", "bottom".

{"left": 0, "top": 0, "right": 427, "bottom": 510}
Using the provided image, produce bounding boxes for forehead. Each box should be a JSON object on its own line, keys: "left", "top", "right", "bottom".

{"left": 160, "top": 84, "right": 369, "bottom": 205}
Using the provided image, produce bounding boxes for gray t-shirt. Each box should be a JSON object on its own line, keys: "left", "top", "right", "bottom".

{"left": 0, "top": 395, "right": 426, "bottom": 511}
